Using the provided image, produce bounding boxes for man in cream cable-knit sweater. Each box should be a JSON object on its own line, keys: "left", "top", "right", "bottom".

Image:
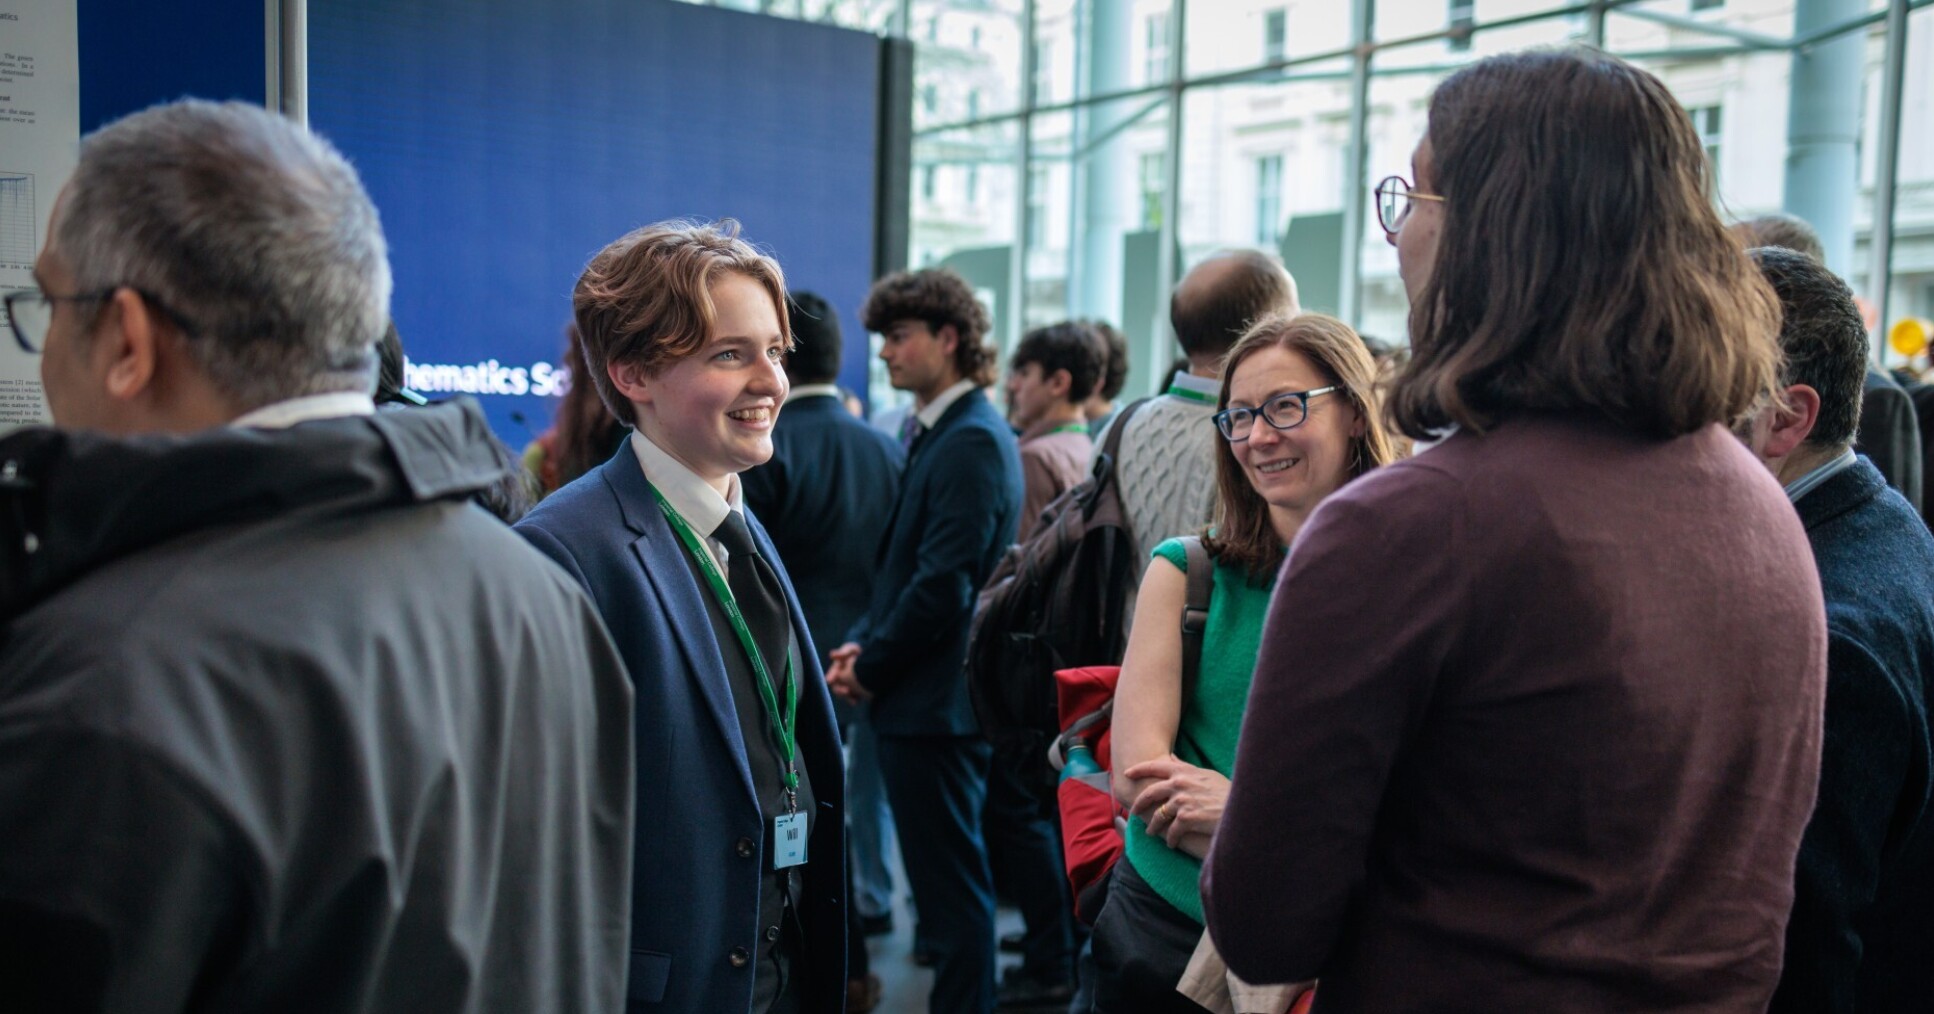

{"left": 1101, "top": 249, "right": 1299, "bottom": 574}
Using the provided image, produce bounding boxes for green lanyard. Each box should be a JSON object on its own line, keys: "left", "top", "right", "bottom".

{"left": 649, "top": 485, "right": 800, "bottom": 800}
{"left": 1045, "top": 422, "right": 1089, "bottom": 437}
{"left": 1165, "top": 381, "right": 1216, "bottom": 404}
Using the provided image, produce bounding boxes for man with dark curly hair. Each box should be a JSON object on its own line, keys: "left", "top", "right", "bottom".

{"left": 827, "top": 268, "right": 1023, "bottom": 1014}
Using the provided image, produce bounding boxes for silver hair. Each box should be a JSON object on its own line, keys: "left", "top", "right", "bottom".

{"left": 54, "top": 99, "right": 391, "bottom": 410}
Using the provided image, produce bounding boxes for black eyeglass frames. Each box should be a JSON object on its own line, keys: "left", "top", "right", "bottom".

{"left": 5, "top": 287, "right": 197, "bottom": 354}
{"left": 1213, "top": 386, "right": 1341, "bottom": 442}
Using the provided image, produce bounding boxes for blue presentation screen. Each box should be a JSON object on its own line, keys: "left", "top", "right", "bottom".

{"left": 309, "top": 0, "right": 881, "bottom": 442}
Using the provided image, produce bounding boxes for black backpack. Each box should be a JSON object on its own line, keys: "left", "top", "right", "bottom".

{"left": 968, "top": 397, "right": 1154, "bottom": 791}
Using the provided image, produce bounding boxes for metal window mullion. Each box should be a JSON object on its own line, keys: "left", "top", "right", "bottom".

{"left": 1008, "top": 0, "right": 1037, "bottom": 354}
{"left": 279, "top": 0, "right": 307, "bottom": 124}
{"left": 1151, "top": 0, "right": 1188, "bottom": 395}
{"left": 1064, "top": 0, "right": 1089, "bottom": 318}
{"left": 1339, "top": 0, "right": 1374, "bottom": 329}
{"left": 1868, "top": 0, "right": 1910, "bottom": 363}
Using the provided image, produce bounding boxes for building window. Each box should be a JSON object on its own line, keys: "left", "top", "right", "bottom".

{"left": 1255, "top": 154, "right": 1284, "bottom": 247}
{"left": 1140, "top": 152, "right": 1165, "bottom": 231}
{"left": 1689, "top": 104, "right": 1723, "bottom": 182}
{"left": 1026, "top": 166, "right": 1049, "bottom": 250}
{"left": 921, "top": 165, "right": 937, "bottom": 201}
{"left": 1263, "top": 8, "right": 1287, "bottom": 64}
{"left": 922, "top": 84, "right": 938, "bottom": 115}
{"left": 1448, "top": 0, "right": 1475, "bottom": 53}
{"left": 1031, "top": 40, "right": 1052, "bottom": 105}
{"left": 966, "top": 164, "right": 979, "bottom": 204}
{"left": 968, "top": 90, "right": 980, "bottom": 120}
{"left": 1143, "top": 12, "right": 1170, "bottom": 85}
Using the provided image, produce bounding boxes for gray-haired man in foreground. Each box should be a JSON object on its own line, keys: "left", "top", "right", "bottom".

{"left": 0, "top": 100, "right": 634, "bottom": 1012}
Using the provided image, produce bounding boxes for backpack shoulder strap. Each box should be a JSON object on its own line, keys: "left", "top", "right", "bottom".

{"left": 1179, "top": 535, "right": 1212, "bottom": 695}
{"left": 1099, "top": 395, "right": 1155, "bottom": 466}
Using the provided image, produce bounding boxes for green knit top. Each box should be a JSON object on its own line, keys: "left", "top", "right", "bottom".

{"left": 1121, "top": 537, "right": 1279, "bottom": 924}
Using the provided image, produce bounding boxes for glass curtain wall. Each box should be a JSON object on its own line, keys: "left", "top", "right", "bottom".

{"left": 678, "top": 0, "right": 1934, "bottom": 394}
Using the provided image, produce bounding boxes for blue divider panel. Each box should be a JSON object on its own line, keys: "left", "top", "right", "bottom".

{"left": 309, "top": 0, "right": 883, "bottom": 441}
{"left": 79, "top": 0, "right": 266, "bottom": 132}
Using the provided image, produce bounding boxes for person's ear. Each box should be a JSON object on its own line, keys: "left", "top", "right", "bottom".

{"left": 1762, "top": 384, "right": 1822, "bottom": 459}
{"left": 935, "top": 324, "right": 960, "bottom": 358}
{"left": 1047, "top": 368, "right": 1072, "bottom": 399}
{"left": 608, "top": 358, "right": 652, "bottom": 406}
{"left": 98, "top": 288, "right": 161, "bottom": 403}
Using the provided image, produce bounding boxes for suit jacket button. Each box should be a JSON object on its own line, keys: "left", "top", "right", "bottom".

{"left": 736, "top": 837, "right": 755, "bottom": 858}
{"left": 729, "top": 946, "right": 751, "bottom": 968}
{"left": 765, "top": 925, "right": 781, "bottom": 942}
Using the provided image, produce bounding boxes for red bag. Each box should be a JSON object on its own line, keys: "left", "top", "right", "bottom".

{"left": 1048, "top": 537, "right": 1212, "bottom": 925}
{"left": 1050, "top": 665, "right": 1126, "bottom": 924}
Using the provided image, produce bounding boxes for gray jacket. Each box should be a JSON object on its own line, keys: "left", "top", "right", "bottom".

{"left": 0, "top": 401, "right": 635, "bottom": 1012}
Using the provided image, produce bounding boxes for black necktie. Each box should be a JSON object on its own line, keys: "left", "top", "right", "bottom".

{"left": 714, "top": 511, "right": 794, "bottom": 688}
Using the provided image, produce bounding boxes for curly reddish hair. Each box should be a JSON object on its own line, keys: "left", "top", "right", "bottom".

{"left": 861, "top": 268, "right": 998, "bottom": 387}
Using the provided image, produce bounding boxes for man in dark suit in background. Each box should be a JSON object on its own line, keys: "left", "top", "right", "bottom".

{"left": 828, "top": 269, "right": 1024, "bottom": 1014}
{"left": 1735, "top": 246, "right": 1934, "bottom": 1013}
{"left": 1733, "top": 213, "right": 1923, "bottom": 515}
{"left": 744, "top": 292, "right": 904, "bottom": 724}
{"left": 742, "top": 290, "right": 904, "bottom": 1012}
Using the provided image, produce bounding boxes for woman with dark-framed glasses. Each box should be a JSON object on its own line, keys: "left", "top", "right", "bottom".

{"left": 1203, "top": 47, "right": 1827, "bottom": 1012}
{"left": 1088, "top": 312, "right": 1397, "bottom": 1014}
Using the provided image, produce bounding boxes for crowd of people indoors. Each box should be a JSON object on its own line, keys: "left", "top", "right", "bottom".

{"left": 1, "top": 44, "right": 1929, "bottom": 1014}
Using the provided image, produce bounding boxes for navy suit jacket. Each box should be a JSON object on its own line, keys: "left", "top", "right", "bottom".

{"left": 514, "top": 444, "right": 847, "bottom": 1013}
{"left": 846, "top": 387, "right": 1023, "bottom": 737}
{"left": 741, "top": 394, "right": 905, "bottom": 720}
{"left": 1772, "top": 458, "right": 1934, "bottom": 1014}
{"left": 1857, "top": 367, "right": 1923, "bottom": 516}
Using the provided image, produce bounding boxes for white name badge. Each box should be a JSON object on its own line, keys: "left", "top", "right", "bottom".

{"left": 773, "top": 812, "right": 807, "bottom": 869}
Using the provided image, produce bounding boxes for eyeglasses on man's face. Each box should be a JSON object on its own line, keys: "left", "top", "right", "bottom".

{"left": 4, "top": 288, "right": 114, "bottom": 355}
{"left": 4, "top": 287, "right": 196, "bottom": 355}
{"left": 1213, "top": 386, "right": 1340, "bottom": 442}
{"left": 1374, "top": 175, "right": 1445, "bottom": 235}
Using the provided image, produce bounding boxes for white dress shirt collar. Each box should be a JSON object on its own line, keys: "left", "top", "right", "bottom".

{"left": 1783, "top": 448, "right": 1859, "bottom": 505}
{"left": 229, "top": 392, "right": 376, "bottom": 430}
{"left": 630, "top": 429, "right": 742, "bottom": 541}
{"left": 915, "top": 379, "right": 979, "bottom": 430}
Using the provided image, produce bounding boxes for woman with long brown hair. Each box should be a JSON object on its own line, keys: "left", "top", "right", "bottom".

{"left": 523, "top": 323, "right": 625, "bottom": 497}
{"left": 1092, "top": 312, "right": 1397, "bottom": 1013}
{"left": 1202, "top": 48, "right": 1828, "bottom": 1012}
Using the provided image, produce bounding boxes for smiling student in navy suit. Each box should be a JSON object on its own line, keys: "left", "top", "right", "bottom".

{"left": 827, "top": 268, "right": 1024, "bottom": 1014}
{"left": 515, "top": 220, "right": 845, "bottom": 1013}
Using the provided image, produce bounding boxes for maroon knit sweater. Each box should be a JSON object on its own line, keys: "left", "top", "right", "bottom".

{"left": 1204, "top": 413, "right": 1827, "bottom": 1013}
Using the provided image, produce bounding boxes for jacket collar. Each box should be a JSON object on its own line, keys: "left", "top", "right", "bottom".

{"left": 915, "top": 379, "right": 980, "bottom": 431}
{"left": 1796, "top": 455, "right": 1888, "bottom": 534}
{"left": 0, "top": 398, "right": 509, "bottom": 621}
{"left": 597, "top": 437, "right": 761, "bottom": 807}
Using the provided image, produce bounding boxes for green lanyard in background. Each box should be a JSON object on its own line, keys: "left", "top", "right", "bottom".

{"left": 649, "top": 485, "right": 801, "bottom": 803}
{"left": 1165, "top": 381, "right": 1216, "bottom": 405}
{"left": 1045, "top": 422, "right": 1089, "bottom": 437}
